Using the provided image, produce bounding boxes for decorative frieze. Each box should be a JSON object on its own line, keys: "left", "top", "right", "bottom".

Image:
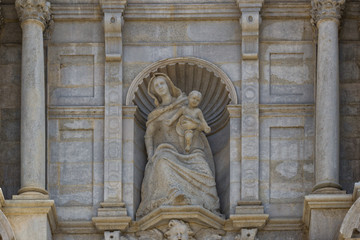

{"left": 310, "top": 0, "right": 345, "bottom": 26}
{"left": 15, "top": 0, "right": 51, "bottom": 27}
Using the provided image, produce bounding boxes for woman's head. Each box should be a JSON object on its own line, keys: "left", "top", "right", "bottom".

{"left": 148, "top": 73, "right": 182, "bottom": 106}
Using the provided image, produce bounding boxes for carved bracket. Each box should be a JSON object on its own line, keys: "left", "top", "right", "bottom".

{"left": 237, "top": 0, "right": 263, "bottom": 60}
{"left": 102, "top": 0, "right": 126, "bottom": 61}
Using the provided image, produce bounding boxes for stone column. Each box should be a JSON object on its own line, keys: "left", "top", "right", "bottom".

{"left": 15, "top": 0, "right": 51, "bottom": 195}
{"left": 311, "top": 0, "right": 345, "bottom": 192}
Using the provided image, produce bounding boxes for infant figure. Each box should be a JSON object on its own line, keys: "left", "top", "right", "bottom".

{"left": 165, "top": 90, "right": 211, "bottom": 152}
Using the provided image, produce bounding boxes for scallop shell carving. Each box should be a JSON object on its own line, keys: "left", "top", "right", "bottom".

{"left": 131, "top": 60, "right": 235, "bottom": 135}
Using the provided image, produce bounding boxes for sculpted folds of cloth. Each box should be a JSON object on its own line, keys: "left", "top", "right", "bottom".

{"left": 136, "top": 73, "right": 221, "bottom": 219}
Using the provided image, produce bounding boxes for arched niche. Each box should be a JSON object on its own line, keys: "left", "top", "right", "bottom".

{"left": 126, "top": 57, "right": 237, "bottom": 134}
{"left": 123, "top": 57, "right": 239, "bottom": 218}
{"left": 0, "top": 210, "right": 16, "bottom": 240}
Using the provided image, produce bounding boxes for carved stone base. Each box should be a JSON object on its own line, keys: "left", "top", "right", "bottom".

{"left": 303, "top": 194, "right": 353, "bottom": 240}
{"left": 3, "top": 194, "right": 57, "bottom": 240}
{"left": 136, "top": 205, "right": 225, "bottom": 231}
{"left": 230, "top": 201, "right": 269, "bottom": 230}
{"left": 92, "top": 202, "right": 132, "bottom": 232}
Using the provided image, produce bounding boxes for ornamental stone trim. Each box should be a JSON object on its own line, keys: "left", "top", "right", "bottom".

{"left": 310, "top": 0, "right": 345, "bottom": 26}
{"left": 15, "top": 0, "right": 51, "bottom": 27}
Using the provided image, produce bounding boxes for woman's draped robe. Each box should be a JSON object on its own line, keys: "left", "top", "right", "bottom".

{"left": 136, "top": 95, "right": 221, "bottom": 219}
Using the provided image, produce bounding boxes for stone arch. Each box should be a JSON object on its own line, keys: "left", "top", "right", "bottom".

{"left": 125, "top": 57, "right": 238, "bottom": 134}
{"left": 339, "top": 197, "right": 360, "bottom": 239}
{"left": 0, "top": 210, "right": 16, "bottom": 240}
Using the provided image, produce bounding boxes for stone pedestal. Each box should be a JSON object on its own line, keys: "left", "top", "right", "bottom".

{"left": 15, "top": 0, "right": 51, "bottom": 195}
{"left": 230, "top": 201, "right": 269, "bottom": 230}
{"left": 92, "top": 202, "right": 131, "bottom": 232}
{"left": 303, "top": 194, "right": 353, "bottom": 240}
{"left": 3, "top": 194, "right": 57, "bottom": 240}
{"left": 311, "top": 0, "right": 345, "bottom": 193}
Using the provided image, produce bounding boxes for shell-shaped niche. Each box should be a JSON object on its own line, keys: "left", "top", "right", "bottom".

{"left": 128, "top": 58, "right": 237, "bottom": 135}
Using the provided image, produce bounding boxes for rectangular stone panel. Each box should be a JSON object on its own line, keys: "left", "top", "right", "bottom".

{"left": 59, "top": 55, "right": 94, "bottom": 97}
{"left": 260, "top": 108, "right": 315, "bottom": 218}
{"left": 269, "top": 127, "right": 305, "bottom": 203}
{"left": 48, "top": 43, "right": 104, "bottom": 106}
{"left": 260, "top": 42, "right": 315, "bottom": 104}
{"left": 48, "top": 116, "right": 104, "bottom": 220}
{"left": 270, "top": 53, "right": 308, "bottom": 96}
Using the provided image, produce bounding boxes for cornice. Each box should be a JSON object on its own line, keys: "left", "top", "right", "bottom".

{"left": 51, "top": 4, "right": 102, "bottom": 21}
{"left": 15, "top": 0, "right": 51, "bottom": 27}
{"left": 262, "top": 2, "right": 312, "bottom": 19}
{"left": 124, "top": 3, "right": 240, "bottom": 21}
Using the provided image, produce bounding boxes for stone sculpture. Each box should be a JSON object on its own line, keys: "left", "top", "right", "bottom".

{"left": 136, "top": 73, "right": 221, "bottom": 219}
{"left": 165, "top": 90, "right": 211, "bottom": 152}
{"left": 164, "top": 220, "right": 193, "bottom": 240}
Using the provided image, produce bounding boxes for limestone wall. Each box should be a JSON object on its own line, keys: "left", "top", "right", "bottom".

{"left": 0, "top": 0, "right": 359, "bottom": 239}
{"left": 0, "top": 0, "right": 21, "bottom": 199}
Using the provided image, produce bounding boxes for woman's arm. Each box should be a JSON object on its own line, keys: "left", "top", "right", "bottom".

{"left": 144, "top": 123, "right": 156, "bottom": 161}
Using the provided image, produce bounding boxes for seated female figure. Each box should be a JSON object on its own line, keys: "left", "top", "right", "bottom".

{"left": 136, "top": 73, "right": 221, "bottom": 219}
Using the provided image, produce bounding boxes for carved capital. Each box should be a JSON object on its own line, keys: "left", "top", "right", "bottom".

{"left": 311, "top": 0, "right": 345, "bottom": 26}
{"left": 15, "top": 0, "right": 51, "bottom": 27}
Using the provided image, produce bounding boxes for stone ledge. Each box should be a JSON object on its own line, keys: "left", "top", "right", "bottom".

{"left": 263, "top": 218, "right": 303, "bottom": 231}
{"left": 302, "top": 194, "right": 353, "bottom": 228}
{"left": 229, "top": 213, "right": 269, "bottom": 230}
{"left": 56, "top": 221, "right": 97, "bottom": 234}
{"left": 136, "top": 205, "right": 225, "bottom": 231}
{"left": 3, "top": 198, "right": 58, "bottom": 232}
{"left": 92, "top": 215, "right": 132, "bottom": 232}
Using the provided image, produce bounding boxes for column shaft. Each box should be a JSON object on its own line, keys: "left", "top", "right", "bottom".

{"left": 19, "top": 19, "right": 47, "bottom": 194}
{"left": 315, "top": 19, "right": 340, "bottom": 189}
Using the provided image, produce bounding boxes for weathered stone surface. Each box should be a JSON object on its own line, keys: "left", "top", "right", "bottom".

{"left": 136, "top": 73, "right": 221, "bottom": 218}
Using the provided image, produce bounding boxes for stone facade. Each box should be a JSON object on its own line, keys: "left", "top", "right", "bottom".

{"left": 0, "top": 0, "right": 359, "bottom": 239}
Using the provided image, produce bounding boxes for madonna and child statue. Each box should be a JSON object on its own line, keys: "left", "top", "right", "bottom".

{"left": 136, "top": 72, "right": 222, "bottom": 219}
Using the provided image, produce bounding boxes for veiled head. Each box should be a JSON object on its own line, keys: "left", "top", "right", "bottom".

{"left": 148, "top": 73, "right": 182, "bottom": 106}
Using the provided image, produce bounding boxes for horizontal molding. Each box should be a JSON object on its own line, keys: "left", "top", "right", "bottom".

{"left": 43, "top": 2, "right": 358, "bottom": 22}
{"left": 262, "top": 3, "right": 311, "bottom": 19}
{"left": 260, "top": 104, "right": 315, "bottom": 116}
{"left": 48, "top": 106, "right": 105, "bottom": 118}
{"left": 51, "top": 4, "right": 102, "bottom": 21}
{"left": 124, "top": 3, "right": 240, "bottom": 21}
{"left": 55, "top": 221, "right": 98, "bottom": 234}
{"left": 263, "top": 218, "right": 303, "bottom": 231}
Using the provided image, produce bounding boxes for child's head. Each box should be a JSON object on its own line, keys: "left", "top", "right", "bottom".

{"left": 188, "top": 90, "right": 202, "bottom": 107}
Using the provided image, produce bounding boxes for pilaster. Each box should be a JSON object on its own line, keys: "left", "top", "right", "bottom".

{"left": 93, "top": 0, "right": 132, "bottom": 234}
{"left": 238, "top": 0, "right": 263, "bottom": 203}
{"left": 227, "top": 105, "right": 241, "bottom": 214}
{"left": 310, "top": 0, "right": 345, "bottom": 193}
{"left": 229, "top": 1, "right": 269, "bottom": 234}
